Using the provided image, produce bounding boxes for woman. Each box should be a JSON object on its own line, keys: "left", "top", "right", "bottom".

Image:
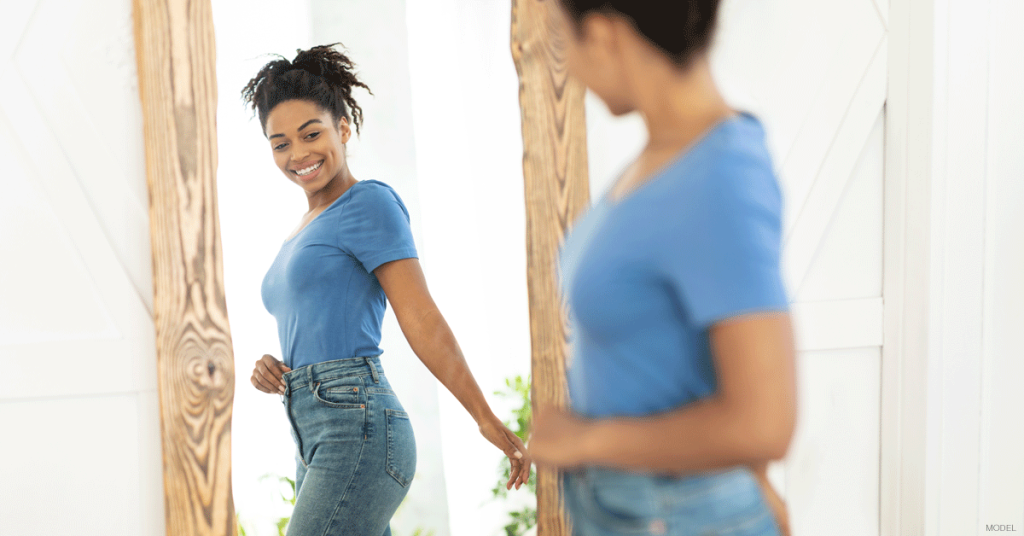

{"left": 242, "top": 44, "right": 530, "bottom": 536}
{"left": 527, "top": 2, "right": 796, "bottom": 535}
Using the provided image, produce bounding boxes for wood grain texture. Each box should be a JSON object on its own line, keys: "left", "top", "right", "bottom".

{"left": 132, "top": 1, "right": 236, "bottom": 535}
{"left": 511, "top": 1, "right": 590, "bottom": 534}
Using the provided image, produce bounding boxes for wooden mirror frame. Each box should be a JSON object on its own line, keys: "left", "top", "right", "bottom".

{"left": 134, "top": 0, "right": 236, "bottom": 534}
{"left": 511, "top": 0, "right": 590, "bottom": 534}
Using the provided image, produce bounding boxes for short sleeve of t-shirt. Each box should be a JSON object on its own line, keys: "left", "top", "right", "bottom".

{"left": 659, "top": 151, "right": 788, "bottom": 328}
{"left": 336, "top": 182, "right": 418, "bottom": 273}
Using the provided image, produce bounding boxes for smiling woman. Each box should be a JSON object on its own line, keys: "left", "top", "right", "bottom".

{"left": 264, "top": 100, "right": 356, "bottom": 239}
{"left": 238, "top": 44, "right": 532, "bottom": 536}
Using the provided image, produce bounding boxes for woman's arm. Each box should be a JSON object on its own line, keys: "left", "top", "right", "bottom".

{"left": 374, "top": 257, "right": 531, "bottom": 489}
{"left": 530, "top": 312, "right": 797, "bottom": 473}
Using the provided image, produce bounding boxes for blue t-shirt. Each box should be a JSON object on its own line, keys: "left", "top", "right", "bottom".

{"left": 261, "top": 180, "right": 418, "bottom": 370}
{"left": 560, "top": 113, "right": 789, "bottom": 419}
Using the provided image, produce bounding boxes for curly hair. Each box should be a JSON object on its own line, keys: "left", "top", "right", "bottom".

{"left": 557, "top": 0, "right": 721, "bottom": 67}
{"left": 241, "top": 43, "right": 372, "bottom": 135}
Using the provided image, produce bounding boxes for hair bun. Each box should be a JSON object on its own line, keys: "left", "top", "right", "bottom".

{"left": 242, "top": 43, "right": 372, "bottom": 134}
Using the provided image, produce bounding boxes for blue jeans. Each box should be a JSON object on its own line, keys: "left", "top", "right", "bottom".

{"left": 563, "top": 466, "right": 780, "bottom": 536}
{"left": 280, "top": 356, "right": 416, "bottom": 536}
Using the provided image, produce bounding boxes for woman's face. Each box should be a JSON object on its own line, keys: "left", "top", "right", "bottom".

{"left": 264, "top": 99, "right": 352, "bottom": 194}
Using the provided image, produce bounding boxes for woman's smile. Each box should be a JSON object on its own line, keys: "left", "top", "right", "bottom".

{"left": 292, "top": 160, "right": 324, "bottom": 181}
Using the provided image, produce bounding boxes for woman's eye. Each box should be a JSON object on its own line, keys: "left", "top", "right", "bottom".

{"left": 305, "top": 132, "right": 319, "bottom": 140}
{"left": 274, "top": 143, "right": 288, "bottom": 151}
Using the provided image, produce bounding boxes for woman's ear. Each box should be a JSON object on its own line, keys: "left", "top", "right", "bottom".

{"left": 579, "top": 12, "right": 621, "bottom": 58}
{"left": 336, "top": 116, "right": 352, "bottom": 143}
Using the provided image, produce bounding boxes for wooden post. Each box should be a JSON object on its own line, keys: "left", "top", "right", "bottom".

{"left": 511, "top": 1, "right": 590, "bottom": 534}
{"left": 133, "top": 1, "right": 236, "bottom": 535}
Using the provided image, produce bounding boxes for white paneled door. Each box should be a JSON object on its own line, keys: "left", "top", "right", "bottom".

{"left": 713, "top": 1, "right": 887, "bottom": 534}
{"left": 0, "top": 0, "right": 165, "bottom": 534}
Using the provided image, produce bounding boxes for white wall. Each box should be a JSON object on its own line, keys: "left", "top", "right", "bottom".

{"left": 0, "top": 0, "right": 165, "bottom": 533}
{"left": 883, "top": 0, "right": 1024, "bottom": 533}
{"left": 978, "top": 0, "right": 1024, "bottom": 531}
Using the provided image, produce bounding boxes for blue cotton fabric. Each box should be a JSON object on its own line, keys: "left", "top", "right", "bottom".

{"left": 262, "top": 180, "right": 418, "bottom": 370}
{"left": 560, "top": 113, "right": 789, "bottom": 419}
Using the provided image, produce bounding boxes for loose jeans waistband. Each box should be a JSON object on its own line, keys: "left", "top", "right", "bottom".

{"left": 281, "top": 355, "right": 383, "bottom": 395}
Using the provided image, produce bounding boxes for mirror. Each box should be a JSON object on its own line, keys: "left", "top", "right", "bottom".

{"left": 216, "top": 2, "right": 534, "bottom": 535}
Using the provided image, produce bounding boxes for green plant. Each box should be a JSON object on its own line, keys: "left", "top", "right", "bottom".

{"left": 391, "top": 488, "right": 438, "bottom": 536}
{"left": 266, "top": 474, "right": 297, "bottom": 536}
{"left": 490, "top": 374, "right": 537, "bottom": 536}
{"left": 235, "top": 474, "right": 296, "bottom": 536}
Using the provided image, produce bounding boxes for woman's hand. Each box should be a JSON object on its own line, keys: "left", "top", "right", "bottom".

{"left": 479, "top": 418, "right": 532, "bottom": 490}
{"left": 751, "top": 463, "right": 791, "bottom": 536}
{"left": 528, "top": 404, "right": 593, "bottom": 470}
{"left": 251, "top": 354, "right": 291, "bottom": 394}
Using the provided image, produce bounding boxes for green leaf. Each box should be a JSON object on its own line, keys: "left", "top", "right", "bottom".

{"left": 490, "top": 375, "right": 537, "bottom": 535}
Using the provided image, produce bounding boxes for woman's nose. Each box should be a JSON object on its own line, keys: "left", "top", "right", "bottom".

{"left": 290, "top": 147, "right": 310, "bottom": 163}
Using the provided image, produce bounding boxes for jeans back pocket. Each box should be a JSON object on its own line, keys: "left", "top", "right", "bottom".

{"left": 567, "top": 468, "right": 653, "bottom": 534}
{"left": 385, "top": 409, "right": 416, "bottom": 487}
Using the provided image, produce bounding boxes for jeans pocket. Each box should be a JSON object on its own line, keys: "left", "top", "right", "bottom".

{"left": 385, "top": 409, "right": 416, "bottom": 487}
{"left": 569, "top": 468, "right": 652, "bottom": 534}
{"left": 312, "top": 379, "right": 366, "bottom": 409}
{"left": 682, "top": 469, "right": 779, "bottom": 536}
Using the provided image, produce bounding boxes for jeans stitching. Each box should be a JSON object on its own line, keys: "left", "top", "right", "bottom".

{"left": 385, "top": 409, "right": 411, "bottom": 487}
{"left": 311, "top": 381, "right": 366, "bottom": 409}
{"left": 319, "top": 423, "right": 369, "bottom": 536}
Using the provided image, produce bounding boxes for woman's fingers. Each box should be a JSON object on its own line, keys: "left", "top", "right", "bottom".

{"left": 507, "top": 460, "right": 521, "bottom": 490}
{"left": 509, "top": 439, "right": 531, "bottom": 488}
{"left": 250, "top": 374, "right": 270, "bottom": 393}
{"left": 503, "top": 428, "right": 531, "bottom": 490}
{"left": 252, "top": 354, "right": 290, "bottom": 394}
{"left": 251, "top": 365, "right": 279, "bottom": 393}
{"left": 480, "top": 420, "right": 532, "bottom": 491}
{"left": 754, "top": 471, "right": 790, "bottom": 536}
{"left": 507, "top": 458, "right": 527, "bottom": 490}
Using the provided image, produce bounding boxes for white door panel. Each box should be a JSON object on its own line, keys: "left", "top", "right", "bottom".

{"left": 791, "top": 298, "right": 883, "bottom": 352}
{"left": 0, "top": 79, "right": 156, "bottom": 398}
{"left": 0, "top": 0, "right": 164, "bottom": 533}
{"left": 0, "top": 394, "right": 156, "bottom": 535}
{"left": 797, "top": 113, "right": 884, "bottom": 303}
{"left": 10, "top": 0, "right": 152, "bottom": 314}
{"left": 786, "top": 348, "right": 881, "bottom": 536}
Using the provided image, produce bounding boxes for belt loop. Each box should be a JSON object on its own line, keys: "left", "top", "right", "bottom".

{"left": 282, "top": 369, "right": 292, "bottom": 397}
{"left": 306, "top": 365, "right": 315, "bottom": 392}
{"left": 365, "top": 356, "right": 380, "bottom": 384}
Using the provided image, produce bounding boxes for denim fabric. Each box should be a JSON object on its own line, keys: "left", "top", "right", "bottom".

{"left": 563, "top": 466, "right": 780, "bottom": 536}
{"left": 280, "top": 356, "right": 416, "bottom": 536}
